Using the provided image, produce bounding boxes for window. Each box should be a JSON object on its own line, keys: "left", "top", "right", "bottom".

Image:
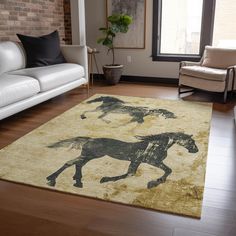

{"left": 152, "top": 0, "right": 216, "bottom": 61}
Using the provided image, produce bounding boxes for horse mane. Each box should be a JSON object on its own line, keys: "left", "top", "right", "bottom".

{"left": 135, "top": 134, "right": 162, "bottom": 141}
{"left": 103, "top": 96, "right": 125, "bottom": 104}
{"left": 135, "top": 132, "right": 191, "bottom": 142}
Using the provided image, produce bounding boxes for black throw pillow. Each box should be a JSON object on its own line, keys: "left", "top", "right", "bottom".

{"left": 17, "top": 31, "right": 66, "bottom": 68}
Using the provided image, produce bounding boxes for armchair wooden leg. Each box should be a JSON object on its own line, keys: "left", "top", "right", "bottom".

{"left": 223, "top": 89, "right": 228, "bottom": 103}
{"left": 178, "top": 85, "right": 195, "bottom": 96}
{"left": 223, "top": 72, "right": 231, "bottom": 103}
{"left": 178, "top": 85, "right": 181, "bottom": 97}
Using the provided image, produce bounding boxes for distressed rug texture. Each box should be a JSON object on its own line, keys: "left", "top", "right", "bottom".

{"left": 0, "top": 94, "right": 212, "bottom": 218}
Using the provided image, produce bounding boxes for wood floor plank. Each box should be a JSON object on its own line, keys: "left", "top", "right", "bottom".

{"left": 174, "top": 228, "right": 217, "bottom": 236}
{"left": 0, "top": 208, "right": 90, "bottom": 236}
{"left": 0, "top": 81, "right": 235, "bottom": 236}
{"left": 203, "top": 188, "right": 236, "bottom": 211}
{"left": 205, "top": 167, "right": 236, "bottom": 192}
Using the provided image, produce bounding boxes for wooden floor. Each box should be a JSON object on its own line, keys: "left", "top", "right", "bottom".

{"left": 0, "top": 81, "right": 235, "bottom": 236}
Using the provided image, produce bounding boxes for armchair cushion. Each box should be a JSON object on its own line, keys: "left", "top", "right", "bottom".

{"left": 202, "top": 46, "right": 236, "bottom": 69}
{"left": 181, "top": 65, "right": 227, "bottom": 82}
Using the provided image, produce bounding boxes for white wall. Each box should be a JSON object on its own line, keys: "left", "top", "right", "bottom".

{"left": 85, "top": 0, "right": 179, "bottom": 79}
{"left": 213, "top": 0, "right": 236, "bottom": 46}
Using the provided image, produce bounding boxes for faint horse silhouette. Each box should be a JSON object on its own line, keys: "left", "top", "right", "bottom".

{"left": 80, "top": 96, "right": 176, "bottom": 124}
{"left": 46, "top": 132, "right": 198, "bottom": 189}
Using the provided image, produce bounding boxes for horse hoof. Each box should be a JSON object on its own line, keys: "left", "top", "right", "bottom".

{"left": 47, "top": 180, "right": 56, "bottom": 187}
{"left": 100, "top": 176, "right": 111, "bottom": 183}
{"left": 73, "top": 182, "right": 83, "bottom": 188}
{"left": 147, "top": 178, "right": 166, "bottom": 189}
{"left": 147, "top": 181, "right": 157, "bottom": 189}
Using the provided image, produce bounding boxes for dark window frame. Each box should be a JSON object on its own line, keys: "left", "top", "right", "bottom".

{"left": 152, "top": 0, "right": 216, "bottom": 62}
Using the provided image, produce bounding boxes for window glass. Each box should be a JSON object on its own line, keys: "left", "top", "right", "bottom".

{"left": 160, "top": 0, "right": 203, "bottom": 55}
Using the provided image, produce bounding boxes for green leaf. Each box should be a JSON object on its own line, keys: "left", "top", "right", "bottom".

{"left": 122, "top": 15, "right": 133, "bottom": 25}
{"left": 107, "top": 29, "right": 116, "bottom": 37}
{"left": 99, "top": 27, "right": 108, "bottom": 31}
{"left": 108, "top": 14, "right": 120, "bottom": 23}
{"left": 110, "top": 25, "right": 119, "bottom": 33}
{"left": 119, "top": 25, "right": 128, "bottom": 33}
{"left": 103, "top": 37, "right": 113, "bottom": 48}
{"left": 97, "top": 38, "right": 105, "bottom": 44}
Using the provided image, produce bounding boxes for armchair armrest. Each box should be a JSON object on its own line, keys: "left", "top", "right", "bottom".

{"left": 227, "top": 65, "right": 236, "bottom": 70}
{"left": 226, "top": 65, "right": 236, "bottom": 76}
{"left": 180, "top": 61, "right": 201, "bottom": 69}
{"left": 60, "top": 45, "right": 88, "bottom": 82}
{"left": 226, "top": 65, "right": 236, "bottom": 91}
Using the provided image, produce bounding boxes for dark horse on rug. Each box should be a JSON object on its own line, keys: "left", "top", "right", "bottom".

{"left": 46, "top": 132, "right": 198, "bottom": 189}
{"left": 80, "top": 96, "right": 176, "bottom": 124}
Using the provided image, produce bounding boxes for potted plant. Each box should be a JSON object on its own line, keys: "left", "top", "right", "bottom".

{"left": 97, "top": 14, "right": 132, "bottom": 85}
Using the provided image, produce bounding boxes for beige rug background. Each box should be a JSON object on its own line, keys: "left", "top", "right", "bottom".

{"left": 0, "top": 94, "right": 212, "bottom": 218}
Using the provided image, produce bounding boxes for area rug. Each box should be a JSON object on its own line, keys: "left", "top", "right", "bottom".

{"left": 0, "top": 94, "right": 212, "bottom": 218}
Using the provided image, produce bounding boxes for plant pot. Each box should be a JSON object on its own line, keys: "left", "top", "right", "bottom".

{"left": 103, "top": 65, "right": 124, "bottom": 85}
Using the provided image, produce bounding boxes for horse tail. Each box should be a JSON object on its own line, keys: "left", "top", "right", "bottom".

{"left": 48, "top": 136, "right": 91, "bottom": 150}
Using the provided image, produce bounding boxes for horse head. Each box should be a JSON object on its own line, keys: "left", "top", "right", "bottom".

{"left": 176, "top": 133, "right": 199, "bottom": 153}
{"left": 149, "top": 108, "right": 176, "bottom": 119}
{"left": 87, "top": 96, "right": 125, "bottom": 104}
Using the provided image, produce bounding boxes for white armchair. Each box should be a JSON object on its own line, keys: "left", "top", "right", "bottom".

{"left": 179, "top": 46, "right": 236, "bottom": 103}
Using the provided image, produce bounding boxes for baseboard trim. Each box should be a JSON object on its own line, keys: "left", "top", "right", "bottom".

{"left": 92, "top": 74, "right": 179, "bottom": 85}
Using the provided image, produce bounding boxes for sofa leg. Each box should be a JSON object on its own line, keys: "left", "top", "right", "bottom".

{"left": 86, "top": 83, "right": 90, "bottom": 96}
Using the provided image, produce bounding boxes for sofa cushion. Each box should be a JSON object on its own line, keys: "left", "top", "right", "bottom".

{"left": 17, "top": 31, "right": 66, "bottom": 68}
{"left": 202, "top": 46, "right": 236, "bottom": 69}
{"left": 0, "top": 41, "right": 26, "bottom": 75}
{"left": 0, "top": 74, "right": 40, "bottom": 108}
{"left": 10, "top": 63, "right": 85, "bottom": 92}
{"left": 181, "top": 65, "right": 227, "bottom": 82}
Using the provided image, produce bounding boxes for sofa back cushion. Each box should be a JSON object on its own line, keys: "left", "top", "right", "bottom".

{"left": 0, "top": 41, "right": 26, "bottom": 75}
{"left": 202, "top": 46, "right": 236, "bottom": 69}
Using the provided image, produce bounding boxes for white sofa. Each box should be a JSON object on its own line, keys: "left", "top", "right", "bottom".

{"left": 0, "top": 41, "right": 88, "bottom": 120}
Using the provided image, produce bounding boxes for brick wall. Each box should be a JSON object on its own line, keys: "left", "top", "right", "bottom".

{"left": 0, "top": 0, "right": 72, "bottom": 43}
{"left": 64, "top": 0, "right": 72, "bottom": 44}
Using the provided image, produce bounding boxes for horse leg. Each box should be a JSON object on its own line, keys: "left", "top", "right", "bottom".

{"left": 81, "top": 108, "right": 99, "bottom": 119}
{"left": 100, "top": 161, "right": 140, "bottom": 183}
{"left": 72, "top": 156, "right": 91, "bottom": 188}
{"left": 129, "top": 114, "right": 145, "bottom": 124}
{"left": 46, "top": 156, "right": 80, "bottom": 187}
{"left": 147, "top": 162, "right": 172, "bottom": 189}
{"left": 98, "top": 112, "right": 110, "bottom": 123}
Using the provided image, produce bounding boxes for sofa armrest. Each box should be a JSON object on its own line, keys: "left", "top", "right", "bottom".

{"left": 61, "top": 45, "right": 88, "bottom": 83}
